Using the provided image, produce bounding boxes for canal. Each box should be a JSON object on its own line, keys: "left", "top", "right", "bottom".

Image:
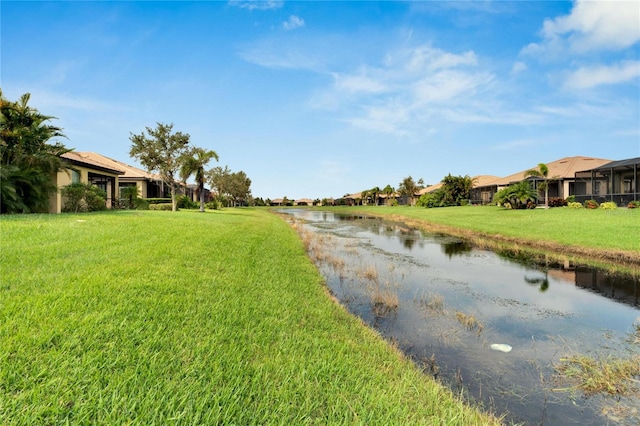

{"left": 281, "top": 209, "right": 640, "bottom": 425}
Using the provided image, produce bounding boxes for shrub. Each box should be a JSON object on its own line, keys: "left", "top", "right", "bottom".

{"left": 568, "top": 202, "right": 583, "bottom": 209}
{"left": 61, "top": 183, "right": 107, "bottom": 213}
{"left": 134, "top": 198, "right": 149, "bottom": 210}
{"left": 177, "top": 195, "right": 198, "bottom": 209}
{"left": 493, "top": 181, "right": 537, "bottom": 209}
{"left": 566, "top": 195, "right": 576, "bottom": 203}
{"left": 206, "top": 200, "right": 221, "bottom": 210}
{"left": 628, "top": 201, "right": 640, "bottom": 209}
{"left": 417, "top": 191, "right": 444, "bottom": 208}
{"left": 149, "top": 203, "right": 173, "bottom": 211}
{"left": 599, "top": 201, "right": 618, "bottom": 210}
{"left": 548, "top": 197, "right": 568, "bottom": 208}
{"left": 584, "top": 200, "right": 599, "bottom": 209}
{"left": 144, "top": 198, "right": 172, "bottom": 205}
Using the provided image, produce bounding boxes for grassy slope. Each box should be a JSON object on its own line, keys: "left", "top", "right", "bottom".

{"left": 0, "top": 210, "right": 499, "bottom": 425}
{"left": 333, "top": 205, "right": 640, "bottom": 254}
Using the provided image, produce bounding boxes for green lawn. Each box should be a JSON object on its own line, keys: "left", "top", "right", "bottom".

{"left": 331, "top": 205, "right": 640, "bottom": 255}
{"left": 0, "top": 210, "right": 499, "bottom": 425}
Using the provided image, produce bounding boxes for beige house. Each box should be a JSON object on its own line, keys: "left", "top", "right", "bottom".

{"left": 473, "top": 156, "right": 612, "bottom": 205}
{"left": 294, "top": 198, "right": 315, "bottom": 206}
{"left": 51, "top": 152, "right": 125, "bottom": 213}
{"left": 67, "top": 152, "right": 166, "bottom": 199}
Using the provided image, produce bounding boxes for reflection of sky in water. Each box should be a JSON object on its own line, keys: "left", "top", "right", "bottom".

{"left": 285, "top": 209, "right": 640, "bottom": 425}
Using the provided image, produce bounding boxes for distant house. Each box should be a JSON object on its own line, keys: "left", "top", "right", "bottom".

{"left": 416, "top": 175, "right": 500, "bottom": 205}
{"left": 574, "top": 157, "right": 639, "bottom": 206}
{"left": 294, "top": 198, "right": 314, "bottom": 206}
{"left": 473, "top": 156, "right": 612, "bottom": 206}
{"left": 52, "top": 152, "right": 125, "bottom": 213}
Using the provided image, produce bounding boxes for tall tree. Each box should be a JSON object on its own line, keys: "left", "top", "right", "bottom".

{"left": 370, "top": 186, "right": 380, "bottom": 206}
{"left": 207, "top": 166, "right": 251, "bottom": 207}
{"left": 180, "top": 146, "right": 219, "bottom": 212}
{"left": 1, "top": 90, "right": 70, "bottom": 213}
{"left": 524, "top": 163, "right": 553, "bottom": 209}
{"left": 228, "top": 170, "right": 251, "bottom": 206}
{"left": 440, "top": 174, "right": 476, "bottom": 206}
{"left": 129, "top": 122, "right": 191, "bottom": 212}
{"left": 207, "top": 165, "right": 231, "bottom": 206}
{"left": 382, "top": 184, "right": 395, "bottom": 205}
{"left": 398, "top": 176, "right": 418, "bottom": 206}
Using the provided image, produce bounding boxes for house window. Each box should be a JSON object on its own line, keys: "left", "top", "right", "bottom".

{"left": 72, "top": 170, "right": 81, "bottom": 184}
{"left": 623, "top": 177, "right": 633, "bottom": 193}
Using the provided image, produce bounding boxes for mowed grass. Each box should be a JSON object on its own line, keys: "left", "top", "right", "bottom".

{"left": 333, "top": 205, "right": 640, "bottom": 253}
{"left": 0, "top": 210, "right": 499, "bottom": 425}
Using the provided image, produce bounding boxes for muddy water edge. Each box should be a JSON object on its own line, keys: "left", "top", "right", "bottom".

{"left": 279, "top": 209, "right": 640, "bottom": 426}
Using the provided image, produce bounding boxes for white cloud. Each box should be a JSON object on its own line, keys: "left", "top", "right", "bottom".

{"left": 563, "top": 60, "right": 640, "bottom": 90}
{"left": 535, "top": 0, "right": 640, "bottom": 54}
{"left": 228, "top": 0, "right": 283, "bottom": 11}
{"left": 283, "top": 15, "right": 304, "bottom": 31}
{"left": 511, "top": 61, "right": 527, "bottom": 74}
{"left": 331, "top": 72, "right": 387, "bottom": 94}
{"left": 328, "top": 44, "right": 497, "bottom": 134}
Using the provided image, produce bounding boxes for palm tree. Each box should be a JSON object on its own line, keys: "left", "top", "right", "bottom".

{"left": 398, "top": 176, "right": 418, "bottom": 206}
{"left": 360, "top": 189, "right": 370, "bottom": 206}
{"left": 180, "top": 147, "right": 219, "bottom": 212}
{"left": 524, "top": 163, "right": 553, "bottom": 209}
{"left": 382, "top": 184, "right": 395, "bottom": 205}
{"left": 1, "top": 91, "right": 70, "bottom": 213}
{"left": 494, "top": 181, "right": 537, "bottom": 209}
{"left": 370, "top": 186, "right": 380, "bottom": 206}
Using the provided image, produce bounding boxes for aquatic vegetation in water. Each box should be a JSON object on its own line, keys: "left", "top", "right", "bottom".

{"left": 554, "top": 354, "right": 640, "bottom": 395}
{"left": 455, "top": 311, "right": 484, "bottom": 333}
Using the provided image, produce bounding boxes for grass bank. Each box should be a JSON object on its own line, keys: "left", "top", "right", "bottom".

{"left": 0, "top": 209, "right": 499, "bottom": 425}
{"left": 327, "top": 205, "right": 640, "bottom": 270}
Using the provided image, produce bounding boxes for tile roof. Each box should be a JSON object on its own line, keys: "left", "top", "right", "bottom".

{"left": 61, "top": 152, "right": 125, "bottom": 175}
{"left": 65, "top": 152, "right": 161, "bottom": 180}
{"left": 487, "top": 156, "right": 612, "bottom": 187}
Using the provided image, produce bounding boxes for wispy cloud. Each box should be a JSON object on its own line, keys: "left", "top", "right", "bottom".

{"left": 283, "top": 15, "right": 304, "bottom": 31}
{"left": 316, "top": 44, "right": 503, "bottom": 135}
{"left": 228, "top": 0, "right": 283, "bottom": 11}
{"left": 563, "top": 61, "right": 640, "bottom": 90}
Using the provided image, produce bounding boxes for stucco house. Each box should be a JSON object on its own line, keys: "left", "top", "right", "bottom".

{"left": 51, "top": 152, "right": 125, "bottom": 213}
{"left": 65, "top": 152, "right": 168, "bottom": 199}
{"left": 473, "top": 156, "right": 612, "bottom": 205}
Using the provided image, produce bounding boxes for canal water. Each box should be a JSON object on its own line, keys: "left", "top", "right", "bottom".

{"left": 281, "top": 209, "right": 640, "bottom": 425}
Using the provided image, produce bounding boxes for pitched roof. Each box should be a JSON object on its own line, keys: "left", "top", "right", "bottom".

{"left": 61, "top": 151, "right": 125, "bottom": 175}
{"left": 590, "top": 157, "right": 640, "bottom": 171}
{"left": 417, "top": 175, "right": 501, "bottom": 195}
{"left": 67, "top": 152, "right": 160, "bottom": 180}
{"left": 488, "top": 156, "right": 612, "bottom": 187}
{"left": 472, "top": 175, "right": 501, "bottom": 187}
{"left": 417, "top": 183, "right": 443, "bottom": 195}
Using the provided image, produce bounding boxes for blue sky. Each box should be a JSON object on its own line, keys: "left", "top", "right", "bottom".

{"left": 2, "top": 0, "right": 639, "bottom": 200}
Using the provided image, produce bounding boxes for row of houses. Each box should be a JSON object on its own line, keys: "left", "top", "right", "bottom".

{"left": 469, "top": 156, "right": 639, "bottom": 206}
{"left": 49, "top": 153, "right": 638, "bottom": 212}
{"left": 343, "top": 156, "right": 639, "bottom": 207}
{"left": 50, "top": 152, "right": 206, "bottom": 213}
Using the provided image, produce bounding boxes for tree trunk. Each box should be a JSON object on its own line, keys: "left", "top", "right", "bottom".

{"left": 171, "top": 185, "right": 177, "bottom": 212}
{"left": 199, "top": 181, "right": 205, "bottom": 212}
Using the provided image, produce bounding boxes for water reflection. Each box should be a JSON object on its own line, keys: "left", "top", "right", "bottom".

{"left": 281, "top": 209, "right": 640, "bottom": 425}
{"left": 441, "top": 239, "right": 473, "bottom": 258}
